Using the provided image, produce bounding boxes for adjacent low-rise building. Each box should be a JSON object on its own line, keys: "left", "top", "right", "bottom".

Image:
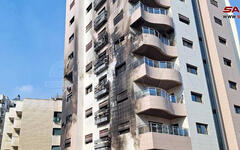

{"left": 1, "top": 97, "right": 62, "bottom": 150}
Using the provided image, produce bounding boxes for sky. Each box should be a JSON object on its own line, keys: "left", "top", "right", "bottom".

{"left": 0, "top": 0, "right": 239, "bottom": 100}
{"left": 0, "top": 0, "right": 65, "bottom": 99}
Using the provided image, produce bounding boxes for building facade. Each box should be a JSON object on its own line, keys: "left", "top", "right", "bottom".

{"left": 61, "top": 0, "right": 240, "bottom": 150}
{"left": 1, "top": 98, "right": 62, "bottom": 150}
{"left": 0, "top": 95, "right": 16, "bottom": 149}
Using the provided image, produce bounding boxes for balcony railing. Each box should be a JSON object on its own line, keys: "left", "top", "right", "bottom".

{"left": 94, "top": 9, "right": 108, "bottom": 31}
{"left": 94, "top": 81, "right": 109, "bottom": 99}
{"left": 94, "top": 55, "right": 109, "bottom": 75}
{"left": 94, "top": 0, "right": 106, "bottom": 11}
{"left": 130, "top": 1, "right": 168, "bottom": 15}
{"left": 94, "top": 137, "right": 111, "bottom": 150}
{"left": 138, "top": 123, "right": 189, "bottom": 136}
{"left": 132, "top": 56, "right": 178, "bottom": 70}
{"left": 95, "top": 108, "right": 110, "bottom": 125}
{"left": 135, "top": 87, "right": 183, "bottom": 103}
{"left": 94, "top": 31, "right": 108, "bottom": 53}
{"left": 142, "top": 26, "right": 171, "bottom": 45}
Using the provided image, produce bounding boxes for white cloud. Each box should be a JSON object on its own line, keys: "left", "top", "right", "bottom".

{"left": 17, "top": 85, "right": 34, "bottom": 93}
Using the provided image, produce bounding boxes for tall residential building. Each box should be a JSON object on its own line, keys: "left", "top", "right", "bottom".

{"left": 1, "top": 97, "right": 62, "bottom": 150}
{"left": 61, "top": 0, "right": 240, "bottom": 150}
{"left": 0, "top": 95, "right": 16, "bottom": 148}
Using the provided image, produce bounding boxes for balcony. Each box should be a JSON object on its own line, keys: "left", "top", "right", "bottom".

{"left": 65, "top": 58, "right": 73, "bottom": 77}
{"left": 134, "top": 87, "right": 186, "bottom": 119}
{"left": 94, "top": 81, "right": 109, "bottom": 99}
{"left": 11, "top": 136, "right": 19, "bottom": 147}
{"left": 94, "top": 9, "right": 108, "bottom": 31}
{"left": 94, "top": 31, "right": 108, "bottom": 53}
{"left": 95, "top": 108, "right": 110, "bottom": 125}
{"left": 94, "top": 55, "right": 109, "bottom": 75}
{"left": 132, "top": 27, "right": 177, "bottom": 61}
{"left": 53, "top": 117, "right": 61, "bottom": 125}
{"left": 132, "top": 57, "right": 181, "bottom": 90}
{"left": 94, "top": 0, "right": 106, "bottom": 11}
{"left": 129, "top": 0, "right": 170, "bottom": 8}
{"left": 130, "top": 2, "right": 173, "bottom": 32}
{"left": 138, "top": 123, "right": 191, "bottom": 150}
{"left": 13, "top": 119, "right": 21, "bottom": 130}
{"left": 52, "top": 136, "right": 61, "bottom": 146}
{"left": 94, "top": 137, "right": 111, "bottom": 150}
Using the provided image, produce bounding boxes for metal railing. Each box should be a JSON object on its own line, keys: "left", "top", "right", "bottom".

{"left": 130, "top": 1, "right": 168, "bottom": 15}
{"left": 138, "top": 123, "right": 189, "bottom": 136}
{"left": 134, "top": 87, "right": 183, "bottom": 103}
{"left": 132, "top": 56, "right": 178, "bottom": 70}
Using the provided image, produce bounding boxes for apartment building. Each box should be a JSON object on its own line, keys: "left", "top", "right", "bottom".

{"left": 0, "top": 95, "right": 16, "bottom": 148}
{"left": 1, "top": 97, "right": 62, "bottom": 150}
{"left": 61, "top": 0, "right": 240, "bottom": 150}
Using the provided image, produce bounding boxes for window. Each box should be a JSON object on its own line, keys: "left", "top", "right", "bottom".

{"left": 113, "top": 0, "right": 117, "bottom": 3}
{"left": 69, "top": 33, "right": 74, "bottom": 43}
{"left": 223, "top": 58, "right": 231, "bottom": 67}
{"left": 99, "top": 128, "right": 109, "bottom": 138}
{"left": 53, "top": 128, "right": 61, "bottom": 136}
{"left": 53, "top": 112, "right": 61, "bottom": 124}
{"left": 52, "top": 146, "right": 60, "bottom": 150}
{"left": 85, "top": 133, "right": 93, "bottom": 144}
{"left": 114, "top": 10, "right": 123, "bottom": 25}
{"left": 179, "top": 0, "right": 185, "bottom": 2}
{"left": 86, "top": 21, "right": 92, "bottom": 32}
{"left": 66, "top": 114, "right": 72, "bottom": 124}
{"left": 115, "top": 62, "right": 126, "bottom": 76}
{"left": 64, "top": 138, "right": 71, "bottom": 148}
{"left": 191, "top": 92, "right": 202, "bottom": 103}
{"left": 86, "top": 61, "right": 92, "bottom": 72}
{"left": 86, "top": 3, "right": 92, "bottom": 13}
{"left": 187, "top": 64, "right": 198, "bottom": 75}
{"left": 229, "top": 80, "right": 237, "bottom": 90}
{"left": 214, "top": 16, "right": 222, "bottom": 26}
{"left": 179, "top": 14, "right": 190, "bottom": 24}
{"left": 182, "top": 38, "right": 193, "bottom": 48}
{"left": 86, "top": 40, "right": 92, "bottom": 51}
{"left": 99, "top": 74, "right": 107, "bottom": 84}
{"left": 210, "top": 0, "right": 218, "bottom": 7}
{"left": 86, "top": 84, "right": 92, "bottom": 94}
{"left": 114, "top": 36, "right": 125, "bottom": 50}
{"left": 66, "top": 93, "right": 72, "bottom": 102}
{"left": 85, "top": 108, "right": 92, "bottom": 118}
{"left": 218, "top": 36, "right": 227, "bottom": 45}
{"left": 69, "top": 16, "right": 75, "bottom": 26}
{"left": 196, "top": 123, "right": 208, "bottom": 134}
{"left": 70, "top": 0, "right": 75, "bottom": 10}
{"left": 234, "top": 105, "right": 240, "bottom": 114}
{"left": 118, "top": 121, "right": 130, "bottom": 135}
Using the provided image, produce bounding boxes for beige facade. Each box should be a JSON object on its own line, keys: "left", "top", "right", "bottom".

{"left": 1, "top": 98, "right": 62, "bottom": 150}
{"left": 61, "top": 0, "right": 240, "bottom": 150}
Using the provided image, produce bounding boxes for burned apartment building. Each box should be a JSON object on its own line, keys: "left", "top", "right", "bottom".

{"left": 61, "top": 0, "right": 240, "bottom": 150}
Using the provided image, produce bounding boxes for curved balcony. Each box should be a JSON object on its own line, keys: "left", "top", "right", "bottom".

{"left": 129, "top": 0, "right": 170, "bottom": 8}
{"left": 138, "top": 123, "right": 192, "bottom": 150}
{"left": 134, "top": 87, "right": 186, "bottom": 119}
{"left": 132, "top": 57, "right": 181, "bottom": 89}
{"left": 130, "top": 2, "right": 173, "bottom": 32}
{"left": 132, "top": 28, "right": 177, "bottom": 61}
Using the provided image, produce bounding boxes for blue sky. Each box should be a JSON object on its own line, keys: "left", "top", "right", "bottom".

{"left": 0, "top": 1, "right": 239, "bottom": 100}
{"left": 0, "top": 0, "right": 65, "bottom": 99}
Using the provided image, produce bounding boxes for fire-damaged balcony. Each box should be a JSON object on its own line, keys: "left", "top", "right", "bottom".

{"left": 94, "top": 53, "right": 109, "bottom": 75}
{"left": 94, "top": 9, "right": 108, "bottom": 31}
{"left": 94, "top": 30, "right": 108, "bottom": 53}
{"left": 130, "top": 2, "right": 173, "bottom": 32}
{"left": 94, "top": 137, "right": 111, "bottom": 150}
{"left": 94, "top": 0, "right": 106, "bottom": 11}
{"left": 129, "top": 0, "right": 170, "bottom": 8}
{"left": 95, "top": 81, "right": 109, "bottom": 99}
{"left": 131, "top": 27, "right": 177, "bottom": 61}
{"left": 64, "top": 52, "right": 74, "bottom": 82}
{"left": 95, "top": 108, "right": 110, "bottom": 125}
